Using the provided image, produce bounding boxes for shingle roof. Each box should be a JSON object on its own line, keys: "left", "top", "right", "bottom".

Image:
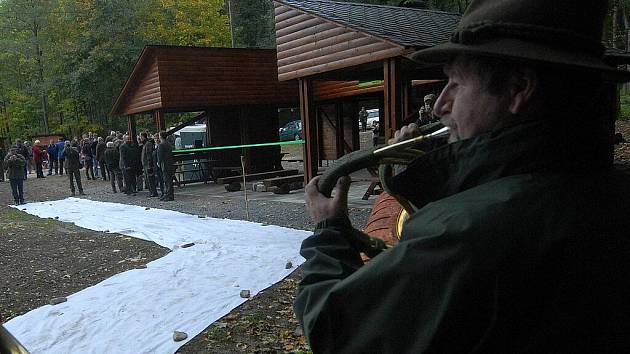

{"left": 276, "top": 0, "right": 460, "bottom": 48}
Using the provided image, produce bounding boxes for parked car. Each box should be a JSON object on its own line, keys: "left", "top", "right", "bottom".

{"left": 279, "top": 120, "right": 302, "bottom": 141}
{"left": 358, "top": 109, "right": 380, "bottom": 130}
{"left": 367, "top": 109, "right": 379, "bottom": 128}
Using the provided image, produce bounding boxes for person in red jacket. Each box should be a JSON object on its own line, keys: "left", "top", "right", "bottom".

{"left": 31, "top": 140, "right": 46, "bottom": 179}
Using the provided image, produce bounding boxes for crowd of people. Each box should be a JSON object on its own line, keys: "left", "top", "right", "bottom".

{"left": 1, "top": 130, "right": 175, "bottom": 205}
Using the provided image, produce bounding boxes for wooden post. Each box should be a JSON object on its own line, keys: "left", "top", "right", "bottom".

{"left": 127, "top": 115, "right": 137, "bottom": 142}
{"left": 239, "top": 106, "right": 251, "bottom": 173}
{"left": 335, "top": 100, "right": 343, "bottom": 158}
{"left": 299, "top": 78, "right": 318, "bottom": 182}
{"left": 383, "top": 58, "right": 402, "bottom": 142}
{"left": 154, "top": 109, "right": 165, "bottom": 132}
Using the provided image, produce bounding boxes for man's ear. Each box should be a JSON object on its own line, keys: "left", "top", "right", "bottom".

{"left": 508, "top": 68, "right": 537, "bottom": 114}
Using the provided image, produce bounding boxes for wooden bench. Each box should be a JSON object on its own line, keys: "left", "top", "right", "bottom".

{"left": 216, "top": 169, "right": 299, "bottom": 184}
{"left": 263, "top": 174, "right": 304, "bottom": 188}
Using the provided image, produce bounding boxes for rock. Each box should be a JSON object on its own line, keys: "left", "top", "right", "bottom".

{"left": 180, "top": 242, "right": 195, "bottom": 248}
{"left": 173, "top": 331, "right": 188, "bottom": 342}
{"left": 273, "top": 183, "right": 290, "bottom": 194}
{"left": 197, "top": 215, "right": 205, "bottom": 218}
{"left": 54, "top": 216, "right": 59, "bottom": 219}
{"left": 294, "top": 325, "right": 304, "bottom": 337}
{"left": 285, "top": 261, "right": 293, "bottom": 269}
{"left": 49, "top": 297, "right": 67, "bottom": 305}
{"left": 239, "top": 290, "right": 251, "bottom": 298}
{"left": 135, "top": 265, "right": 148, "bottom": 269}
{"left": 225, "top": 182, "right": 241, "bottom": 192}
{"left": 145, "top": 207, "right": 150, "bottom": 210}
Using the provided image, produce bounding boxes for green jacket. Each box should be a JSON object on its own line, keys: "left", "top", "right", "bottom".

{"left": 4, "top": 153, "right": 26, "bottom": 180}
{"left": 295, "top": 120, "right": 630, "bottom": 353}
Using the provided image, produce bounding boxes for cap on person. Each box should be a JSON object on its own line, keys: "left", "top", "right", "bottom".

{"left": 106, "top": 142, "right": 114, "bottom": 148}
{"left": 411, "top": 0, "right": 630, "bottom": 82}
{"left": 423, "top": 94, "right": 436, "bottom": 102}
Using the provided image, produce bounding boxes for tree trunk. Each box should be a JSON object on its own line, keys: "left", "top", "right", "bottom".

{"left": 32, "top": 21, "right": 49, "bottom": 134}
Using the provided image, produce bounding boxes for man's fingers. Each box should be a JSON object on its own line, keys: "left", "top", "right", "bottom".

{"left": 332, "top": 176, "right": 351, "bottom": 205}
{"left": 305, "top": 176, "right": 321, "bottom": 197}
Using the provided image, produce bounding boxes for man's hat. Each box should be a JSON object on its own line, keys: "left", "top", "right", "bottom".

{"left": 423, "top": 94, "right": 436, "bottom": 102}
{"left": 412, "top": 0, "right": 630, "bottom": 81}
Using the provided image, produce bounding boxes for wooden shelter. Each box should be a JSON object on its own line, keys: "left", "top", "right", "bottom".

{"left": 30, "top": 134, "right": 64, "bottom": 146}
{"left": 273, "top": 0, "right": 460, "bottom": 181}
{"left": 110, "top": 46, "right": 299, "bottom": 176}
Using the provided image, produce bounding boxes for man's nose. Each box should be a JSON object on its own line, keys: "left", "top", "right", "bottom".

{"left": 433, "top": 90, "right": 449, "bottom": 118}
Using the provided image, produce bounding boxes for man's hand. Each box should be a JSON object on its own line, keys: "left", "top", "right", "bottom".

{"left": 388, "top": 123, "right": 421, "bottom": 145}
{"left": 305, "top": 175, "right": 351, "bottom": 224}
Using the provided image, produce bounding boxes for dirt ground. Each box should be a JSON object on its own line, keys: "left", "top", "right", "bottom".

{"left": 2, "top": 122, "right": 629, "bottom": 353}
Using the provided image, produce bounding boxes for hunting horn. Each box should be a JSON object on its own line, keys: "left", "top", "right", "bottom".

{"left": 0, "top": 324, "right": 30, "bottom": 354}
{"left": 317, "top": 126, "right": 450, "bottom": 197}
{"left": 314, "top": 126, "right": 449, "bottom": 257}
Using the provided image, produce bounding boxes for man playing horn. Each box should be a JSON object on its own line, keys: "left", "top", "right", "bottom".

{"left": 298, "top": 0, "right": 630, "bottom": 352}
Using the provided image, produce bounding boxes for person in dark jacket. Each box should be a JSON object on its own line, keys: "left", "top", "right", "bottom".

{"left": 119, "top": 135, "right": 140, "bottom": 195}
{"left": 104, "top": 141, "right": 123, "bottom": 193}
{"left": 4, "top": 146, "right": 26, "bottom": 204}
{"left": 90, "top": 136, "right": 98, "bottom": 178}
{"left": 14, "top": 139, "right": 29, "bottom": 179}
{"left": 56, "top": 138, "right": 66, "bottom": 175}
{"left": 81, "top": 138, "right": 95, "bottom": 180}
{"left": 140, "top": 132, "right": 159, "bottom": 197}
{"left": 297, "top": 1, "right": 630, "bottom": 353}
{"left": 46, "top": 142, "right": 58, "bottom": 175}
{"left": 136, "top": 135, "right": 145, "bottom": 192}
{"left": 64, "top": 141, "right": 84, "bottom": 196}
{"left": 95, "top": 137, "right": 108, "bottom": 181}
{"left": 0, "top": 145, "right": 5, "bottom": 182}
{"left": 157, "top": 131, "right": 175, "bottom": 201}
{"left": 152, "top": 133, "right": 165, "bottom": 197}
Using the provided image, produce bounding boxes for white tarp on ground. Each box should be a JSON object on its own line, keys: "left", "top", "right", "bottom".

{"left": 5, "top": 198, "right": 310, "bottom": 354}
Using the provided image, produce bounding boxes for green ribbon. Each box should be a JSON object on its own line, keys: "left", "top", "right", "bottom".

{"left": 174, "top": 140, "right": 304, "bottom": 153}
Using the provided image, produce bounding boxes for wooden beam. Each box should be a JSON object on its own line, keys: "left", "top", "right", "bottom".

{"left": 217, "top": 169, "right": 299, "bottom": 184}
{"left": 263, "top": 174, "right": 304, "bottom": 188}
{"left": 383, "top": 58, "right": 402, "bottom": 141}
{"left": 165, "top": 112, "right": 206, "bottom": 137}
{"left": 299, "top": 78, "right": 318, "bottom": 183}
{"left": 154, "top": 109, "right": 165, "bottom": 132}
{"left": 127, "top": 115, "right": 137, "bottom": 143}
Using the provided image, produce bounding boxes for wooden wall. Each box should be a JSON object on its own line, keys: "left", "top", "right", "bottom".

{"left": 317, "top": 102, "right": 359, "bottom": 161}
{"left": 121, "top": 58, "right": 162, "bottom": 115}
{"left": 111, "top": 46, "right": 299, "bottom": 116}
{"left": 206, "top": 105, "right": 281, "bottom": 173}
{"left": 158, "top": 47, "right": 297, "bottom": 109}
{"left": 274, "top": 3, "right": 407, "bottom": 81}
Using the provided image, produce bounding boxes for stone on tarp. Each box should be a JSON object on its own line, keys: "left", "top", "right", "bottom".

{"left": 49, "top": 297, "right": 67, "bottom": 305}
{"left": 173, "top": 331, "right": 188, "bottom": 342}
{"left": 239, "top": 290, "right": 251, "bottom": 298}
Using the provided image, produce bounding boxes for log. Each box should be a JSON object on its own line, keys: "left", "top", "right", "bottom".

{"left": 216, "top": 169, "right": 298, "bottom": 184}
{"left": 262, "top": 174, "right": 305, "bottom": 188}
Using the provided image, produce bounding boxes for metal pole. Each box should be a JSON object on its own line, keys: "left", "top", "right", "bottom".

{"left": 228, "top": 0, "right": 235, "bottom": 48}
